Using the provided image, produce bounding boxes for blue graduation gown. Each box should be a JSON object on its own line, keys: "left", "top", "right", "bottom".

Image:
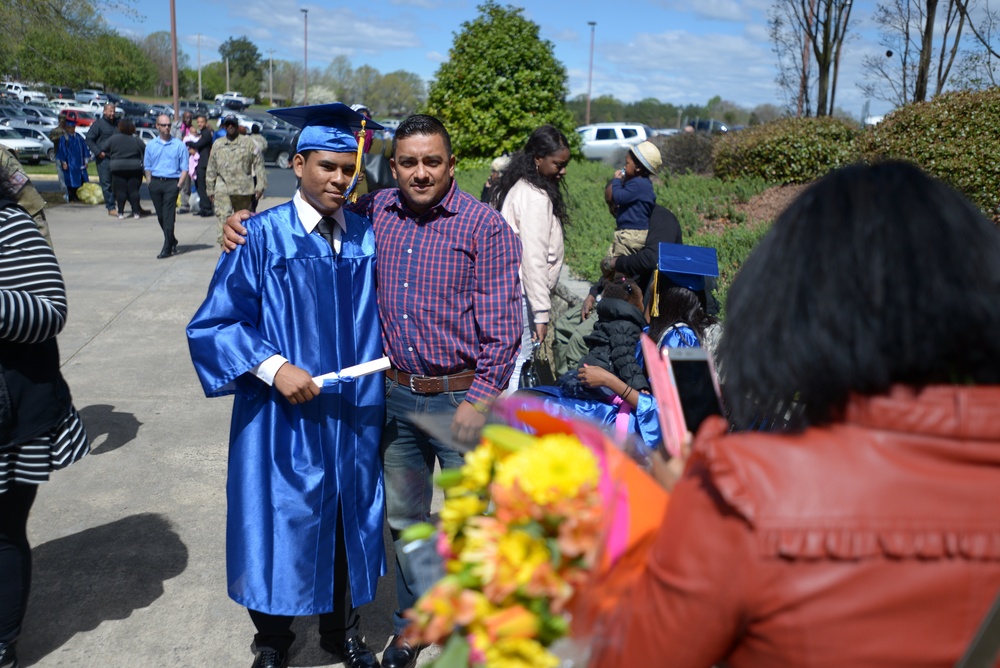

{"left": 186, "top": 201, "right": 386, "bottom": 616}
{"left": 57, "top": 133, "right": 90, "bottom": 189}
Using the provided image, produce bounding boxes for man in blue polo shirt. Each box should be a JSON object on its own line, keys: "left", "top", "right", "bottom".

{"left": 144, "top": 114, "right": 188, "bottom": 259}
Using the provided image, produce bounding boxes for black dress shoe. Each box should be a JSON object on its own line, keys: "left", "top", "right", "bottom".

{"left": 381, "top": 635, "right": 421, "bottom": 668}
{"left": 156, "top": 247, "right": 173, "bottom": 259}
{"left": 170, "top": 239, "right": 178, "bottom": 255}
{"left": 0, "top": 641, "right": 18, "bottom": 668}
{"left": 250, "top": 648, "right": 287, "bottom": 668}
{"left": 321, "top": 635, "right": 380, "bottom": 668}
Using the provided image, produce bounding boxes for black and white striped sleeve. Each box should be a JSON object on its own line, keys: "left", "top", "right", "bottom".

{"left": 0, "top": 206, "right": 67, "bottom": 344}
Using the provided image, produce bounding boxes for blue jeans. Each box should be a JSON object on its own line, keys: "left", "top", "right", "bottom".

{"left": 381, "top": 379, "right": 465, "bottom": 633}
{"left": 96, "top": 158, "right": 114, "bottom": 211}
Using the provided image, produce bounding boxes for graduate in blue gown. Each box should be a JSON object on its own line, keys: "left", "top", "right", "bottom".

{"left": 55, "top": 119, "right": 90, "bottom": 202}
{"left": 187, "top": 104, "right": 386, "bottom": 668}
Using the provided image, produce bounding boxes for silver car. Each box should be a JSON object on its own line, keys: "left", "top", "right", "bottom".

{"left": 0, "top": 127, "right": 45, "bottom": 164}
{"left": 14, "top": 126, "right": 55, "bottom": 161}
{"left": 576, "top": 122, "right": 656, "bottom": 161}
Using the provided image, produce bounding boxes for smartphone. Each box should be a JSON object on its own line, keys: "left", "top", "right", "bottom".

{"left": 666, "top": 347, "right": 724, "bottom": 434}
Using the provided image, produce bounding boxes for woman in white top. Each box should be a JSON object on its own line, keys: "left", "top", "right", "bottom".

{"left": 493, "top": 125, "right": 571, "bottom": 392}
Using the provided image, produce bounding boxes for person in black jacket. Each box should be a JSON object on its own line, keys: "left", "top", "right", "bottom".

{"left": 186, "top": 114, "right": 214, "bottom": 217}
{"left": 102, "top": 118, "right": 146, "bottom": 219}
{"left": 558, "top": 275, "right": 649, "bottom": 401}
{"left": 552, "top": 197, "right": 683, "bottom": 376}
{"left": 85, "top": 103, "right": 118, "bottom": 216}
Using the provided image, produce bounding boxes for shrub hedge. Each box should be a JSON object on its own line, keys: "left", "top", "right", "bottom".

{"left": 657, "top": 132, "right": 715, "bottom": 176}
{"left": 714, "top": 117, "right": 861, "bottom": 184}
{"left": 859, "top": 88, "right": 1000, "bottom": 220}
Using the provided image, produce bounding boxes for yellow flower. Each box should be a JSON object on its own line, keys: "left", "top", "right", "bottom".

{"left": 440, "top": 494, "right": 487, "bottom": 539}
{"left": 459, "top": 517, "right": 552, "bottom": 603}
{"left": 484, "top": 637, "right": 560, "bottom": 668}
{"left": 494, "top": 434, "right": 600, "bottom": 507}
{"left": 483, "top": 605, "right": 539, "bottom": 641}
{"left": 460, "top": 440, "right": 497, "bottom": 492}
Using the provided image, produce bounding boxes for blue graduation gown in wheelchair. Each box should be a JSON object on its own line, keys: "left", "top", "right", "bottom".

{"left": 186, "top": 201, "right": 385, "bottom": 616}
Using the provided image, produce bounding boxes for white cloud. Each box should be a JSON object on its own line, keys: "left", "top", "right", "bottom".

{"left": 649, "top": 0, "right": 750, "bottom": 22}
{"left": 426, "top": 50, "right": 447, "bottom": 63}
{"left": 548, "top": 28, "right": 579, "bottom": 42}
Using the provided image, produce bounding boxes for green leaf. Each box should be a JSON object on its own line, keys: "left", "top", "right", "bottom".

{"left": 430, "top": 633, "right": 471, "bottom": 668}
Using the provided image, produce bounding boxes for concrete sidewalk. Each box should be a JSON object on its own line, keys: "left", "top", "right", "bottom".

{"left": 21, "top": 200, "right": 430, "bottom": 667}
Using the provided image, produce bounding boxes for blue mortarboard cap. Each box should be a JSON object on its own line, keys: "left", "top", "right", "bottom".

{"left": 268, "top": 102, "right": 383, "bottom": 153}
{"left": 658, "top": 243, "right": 719, "bottom": 291}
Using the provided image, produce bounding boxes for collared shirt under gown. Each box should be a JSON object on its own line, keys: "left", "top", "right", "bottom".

{"left": 186, "top": 200, "right": 385, "bottom": 616}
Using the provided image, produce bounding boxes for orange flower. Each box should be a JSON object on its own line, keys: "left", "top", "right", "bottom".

{"left": 483, "top": 605, "right": 539, "bottom": 642}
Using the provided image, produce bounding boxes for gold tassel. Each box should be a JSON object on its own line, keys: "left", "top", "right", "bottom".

{"left": 649, "top": 270, "right": 660, "bottom": 318}
{"left": 346, "top": 118, "right": 367, "bottom": 203}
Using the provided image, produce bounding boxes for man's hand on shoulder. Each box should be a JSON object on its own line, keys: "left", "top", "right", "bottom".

{"left": 452, "top": 400, "right": 488, "bottom": 446}
{"left": 223, "top": 210, "right": 253, "bottom": 252}
{"left": 274, "top": 362, "right": 319, "bottom": 405}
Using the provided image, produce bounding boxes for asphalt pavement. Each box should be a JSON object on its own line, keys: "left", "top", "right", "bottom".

{"left": 19, "top": 197, "right": 437, "bottom": 667}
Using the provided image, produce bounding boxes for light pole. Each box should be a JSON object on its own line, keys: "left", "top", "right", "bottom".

{"left": 301, "top": 8, "right": 309, "bottom": 104}
{"left": 268, "top": 49, "right": 275, "bottom": 106}
{"left": 169, "top": 0, "right": 179, "bottom": 117}
{"left": 585, "top": 21, "right": 596, "bottom": 126}
{"left": 197, "top": 33, "right": 202, "bottom": 100}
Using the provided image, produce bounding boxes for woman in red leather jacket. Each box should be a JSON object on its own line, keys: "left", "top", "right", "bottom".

{"left": 592, "top": 161, "right": 1000, "bottom": 667}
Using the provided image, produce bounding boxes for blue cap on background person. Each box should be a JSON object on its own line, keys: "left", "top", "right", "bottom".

{"left": 658, "top": 243, "right": 719, "bottom": 291}
{"left": 648, "top": 243, "right": 719, "bottom": 317}
{"left": 269, "top": 103, "right": 383, "bottom": 153}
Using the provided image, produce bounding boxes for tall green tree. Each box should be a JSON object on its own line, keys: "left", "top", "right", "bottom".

{"left": 219, "top": 36, "right": 262, "bottom": 77}
{"left": 140, "top": 31, "right": 191, "bottom": 97}
{"left": 94, "top": 32, "right": 156, "bottom": 93}
{"left": 425, "top": 1, "right": 578, "bottom": 159}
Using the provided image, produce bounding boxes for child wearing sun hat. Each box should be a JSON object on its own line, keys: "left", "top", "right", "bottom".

{"left": 609, "top": 140, "right": 662, "bottom": 256}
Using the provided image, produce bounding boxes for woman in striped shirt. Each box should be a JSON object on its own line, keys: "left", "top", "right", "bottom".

{"left": 0, "top": 169, "right": 89, "bottom": 668}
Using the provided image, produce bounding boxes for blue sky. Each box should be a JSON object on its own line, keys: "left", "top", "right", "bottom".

{"left": 109, "top": 0, "right": 897, "bottom": 116}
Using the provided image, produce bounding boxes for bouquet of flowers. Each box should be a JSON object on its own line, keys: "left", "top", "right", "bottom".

{"left": 402, "top": 405, "right": 670, "bottom": 668}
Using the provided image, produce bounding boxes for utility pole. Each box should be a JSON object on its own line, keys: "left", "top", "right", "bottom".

{"left": 268, "top": 49, "right": 275, "bottom": 106}
{"left": 301, "top": 8, "right": 309, "bottom": 104}
{"left": 197, "top": 33, "right": 202, "bottom": 100}
{"left": 169, "top": 0, "right": 179, "bottom": 117}
{"left": 585, "top": 21, "right": 596, "bottom": 126}
{"left": 226, "top": 57, "right": 230, "bottom": 92}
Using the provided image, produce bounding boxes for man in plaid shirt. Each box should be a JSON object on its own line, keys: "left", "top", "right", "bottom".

{"left": 224, "top": 114, "right": 523, "bottom": 668}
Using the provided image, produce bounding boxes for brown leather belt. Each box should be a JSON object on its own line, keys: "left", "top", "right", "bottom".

{"left": 386, "top": 368, "right": 476, "bottom": 394}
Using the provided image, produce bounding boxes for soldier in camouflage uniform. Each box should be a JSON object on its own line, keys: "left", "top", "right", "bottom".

{"left": 249, "top": 124, "right": 268, "bottom": 211}
{"left": 0, "top": 150, "right": 52, "bottom": 248}
{"left": 205, "top": 116, "right": 266, "bottom": 245}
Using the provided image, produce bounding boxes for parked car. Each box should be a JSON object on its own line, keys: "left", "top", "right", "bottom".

{"left": 48, "top": 85, "right": 74, "bottom": 100}
{"left": 132, "top": 116, "right": 156, "bottom": 129}
{"left": 136, "top": 127, "right": 157, "bottom": 145}
{"left": 575, "top": 122, "right": 656, "bottom": 161}
{"left": 262, "top": 130, "right": 296, "bottom": 169}
{"left": 0, "top": 107, "right": 28, "bottom": 125}
{"left": 62, "top": 108, "right": 96, "bottom": 127}
{"left": 179, "top": 100, "right": 209, "bottom": 116}
{"left": 214, "top": 90, "right": 254, "bottom": 106}
{"left": 207, "top": 104, "right": 223, "bottom": 119}
{"left": 3, "top": 83, "right": 48, "bottom": 105}
{"left": 118, "top": 98, "right": 150, "bottom": 117}
{"left": 50, "top": 99, "right": 78, "bottom": 111}
{"left": 684, "top": 118, "right": 729, "bottom": 133}
{"left": 0, "top": 127, "right": 45, "bottom": 164}
{"left": 15, "top": 126, "right": 55, "bottom": 161}
{"left": 75, "top": 89, "right": 105, "bottom": 103}
{"left": 20, "top": 105, "right": 59, "bottom": 126}
{"left": 147, "top": 104, "right": 174, "bottom": 119}
{"left": 655, "top": 128, "right": 680, "bottom": 136}
{"left": 221, "top": 98, "right": 249, "bottom": 112}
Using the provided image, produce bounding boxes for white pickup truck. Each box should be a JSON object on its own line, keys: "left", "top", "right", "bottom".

{"left": 214, "top": 91, "right": 254, "bottom": 107}
{"left": 4, "top": 83, "right": 48, "bottom": 104}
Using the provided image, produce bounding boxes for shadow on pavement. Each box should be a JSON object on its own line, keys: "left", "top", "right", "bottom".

{"left": 176, "top": 243, "right": 215, "bottom": 255}
{"left": 77, "top": 404, "right": 142, "bottom": 456}
{"left": 19, "top": 513, "right": 188, "bottom": 664}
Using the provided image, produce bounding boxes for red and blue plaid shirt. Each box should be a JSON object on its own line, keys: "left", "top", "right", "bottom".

{"left": 350, "top": 181, "right": 522, "bottom": 403}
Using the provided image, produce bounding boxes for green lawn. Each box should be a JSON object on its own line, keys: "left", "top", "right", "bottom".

{"left": 454, "top": 160, "right": 775, "bottom": 314}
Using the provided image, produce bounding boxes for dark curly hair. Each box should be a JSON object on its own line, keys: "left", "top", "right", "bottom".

{"left": 493, "top": 125, "right": 570, "bottom": 225}
{"left": 648, "top": 287, "right": 716, "bottom": 344}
